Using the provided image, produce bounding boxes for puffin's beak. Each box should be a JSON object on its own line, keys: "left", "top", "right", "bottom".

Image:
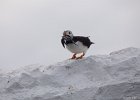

{"left": 63, "top": 31, "right": 67, "bottom": 36}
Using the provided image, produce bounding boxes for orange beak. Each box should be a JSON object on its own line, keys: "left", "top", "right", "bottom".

{"left": 63, "top": 31, "right": 67, "bottom": 36}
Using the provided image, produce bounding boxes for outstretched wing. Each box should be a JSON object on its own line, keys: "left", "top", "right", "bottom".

{"left": 61, "top": 38, "right": 65, "bottom": 48}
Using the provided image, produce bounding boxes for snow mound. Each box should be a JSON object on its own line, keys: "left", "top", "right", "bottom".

{"left": 0, "top": 47, "right": 140, "bottom": 100}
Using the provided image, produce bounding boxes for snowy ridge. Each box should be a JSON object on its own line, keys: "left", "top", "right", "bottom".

{"left": 0, "top": 47, "right": 140, "bottom": 100}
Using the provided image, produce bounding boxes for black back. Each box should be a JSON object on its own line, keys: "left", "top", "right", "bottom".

{"left": 73, "top": 36, "right": 93, "bottom": 48}
{"left": 61, "top": 36, "right": 93, "bottom": 48}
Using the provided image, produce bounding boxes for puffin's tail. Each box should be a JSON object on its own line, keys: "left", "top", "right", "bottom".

{"left": 90, "top": 42, "right": 95, "bottom": 44}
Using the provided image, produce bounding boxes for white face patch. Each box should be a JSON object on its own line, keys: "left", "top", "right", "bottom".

{"left": 64, "top": 31, "right": 73, "bottom": 38}
{"left": 66, "top": 41, "right": 88, "bottom": 54}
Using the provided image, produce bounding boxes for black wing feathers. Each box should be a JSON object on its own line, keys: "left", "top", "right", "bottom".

{"left": 61, "top": 36, "right": 94, "bottom": 48}
{"left": 73, "top": 36, "right": 93, "bottom": 48}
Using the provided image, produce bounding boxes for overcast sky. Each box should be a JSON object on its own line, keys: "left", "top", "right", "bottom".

{"left": 0, "top": 0, "right": 140, "bottom": 72}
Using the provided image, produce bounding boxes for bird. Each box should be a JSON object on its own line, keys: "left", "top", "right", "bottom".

{"left": 61, "top": 30, "right": 94, "bottom": 59}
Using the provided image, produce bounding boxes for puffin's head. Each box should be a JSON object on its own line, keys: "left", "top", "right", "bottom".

{"left": 63, "top": 30, "right": 73, "bottom": 38}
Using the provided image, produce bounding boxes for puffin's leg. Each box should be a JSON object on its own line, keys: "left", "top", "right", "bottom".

{"left": 71, "top": 53, "right": 77, "bottom": 59}
{"left": 76, "top": 52, "right": 85, "bottom": 59}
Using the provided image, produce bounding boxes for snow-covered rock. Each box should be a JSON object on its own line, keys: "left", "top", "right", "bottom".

{"left": 0, "top": 47, "right": 140, "bottom": 100}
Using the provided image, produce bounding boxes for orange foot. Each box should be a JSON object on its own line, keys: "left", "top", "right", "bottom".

{"left": 76, "top": 56, "right": 83, "bottom": 60}
{"left": 70, "top": 53, "right": 77, "bottom": 59}
{"left": 76, "top": 52, "right": 85, "bottom": 60}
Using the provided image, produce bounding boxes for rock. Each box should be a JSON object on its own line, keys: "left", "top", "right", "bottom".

{"left": 0, "top": 47, "right": 140, "bottom": 100}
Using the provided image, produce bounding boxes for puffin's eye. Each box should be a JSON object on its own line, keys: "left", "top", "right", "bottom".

{"left": 69, "top": 32, "right": 71, "bottom": 34}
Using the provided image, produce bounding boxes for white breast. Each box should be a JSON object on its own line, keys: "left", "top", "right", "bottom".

{"left": 66, "top": 41, "right": 88, "bottom": 54}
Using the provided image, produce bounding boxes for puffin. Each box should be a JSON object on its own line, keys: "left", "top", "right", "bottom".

{"left": 61, "top": 30, "right": 94, "bottom": 59}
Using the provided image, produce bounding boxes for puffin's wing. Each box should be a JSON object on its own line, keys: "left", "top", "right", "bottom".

{"left": 61, "top": 38, "right": 65, "bottom": 48}
{"left": 73, "top": 36, "right": 93, "bottom": 48}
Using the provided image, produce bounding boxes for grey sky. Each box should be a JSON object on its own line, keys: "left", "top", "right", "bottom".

{"left": 0, "top": 0, "right": 140, "bottom": 71}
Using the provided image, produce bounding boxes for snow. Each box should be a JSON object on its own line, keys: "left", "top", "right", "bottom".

{"left": 0, "top": 47, "right": 140, "bottom": 100}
